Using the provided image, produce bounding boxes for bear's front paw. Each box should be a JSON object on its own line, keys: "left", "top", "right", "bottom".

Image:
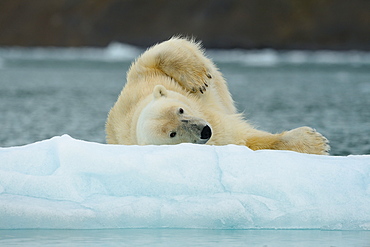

{"left": 180, "top": 70, "right": 212, "bottom": 94}
{"left": 281, "top": 127, "right": 330, "bottom": 155}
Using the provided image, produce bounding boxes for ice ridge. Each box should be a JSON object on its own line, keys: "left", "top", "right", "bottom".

{"left": 0, "top": 135, "right": 369, "bottom": 230}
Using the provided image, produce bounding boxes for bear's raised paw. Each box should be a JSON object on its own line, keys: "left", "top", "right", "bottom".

{"left": 152, "top": 38, "right": 213, "bottom": 94}
{"left": 179, "top": 69, "right": 211, "bottom": 94}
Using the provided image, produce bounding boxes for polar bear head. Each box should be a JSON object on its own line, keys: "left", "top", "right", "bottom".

{"left": 136, "top": 85, "right": 212, "bottom": 145}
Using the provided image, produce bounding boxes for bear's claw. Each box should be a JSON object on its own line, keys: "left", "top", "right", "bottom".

{"left": 175, "top": 70, "right": 211, "bottom": 94}
{"left": 193, "top": 71, "right": 212, "bottom": 94}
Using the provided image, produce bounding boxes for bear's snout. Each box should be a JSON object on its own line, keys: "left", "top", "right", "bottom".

{"left": 179, "top": 116, "right": 212, "bottom": 144}
{"left": 200, "top": 125, "right": 212, "bottom": 140}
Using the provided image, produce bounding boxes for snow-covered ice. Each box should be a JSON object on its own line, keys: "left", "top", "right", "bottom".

{"left": 0, "top": 135, "right": 369, "bottom": 230}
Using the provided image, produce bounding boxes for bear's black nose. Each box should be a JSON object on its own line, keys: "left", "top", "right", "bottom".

{"left": 200, "top": 125, "right": 212, "bottom": 140}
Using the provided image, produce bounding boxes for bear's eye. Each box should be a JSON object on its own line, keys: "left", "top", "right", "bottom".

{"left": 179, "top": 108, "right": 184, "bottom": 114}
{"left": 170, "top": 132, "right": 177, "bottom": 138}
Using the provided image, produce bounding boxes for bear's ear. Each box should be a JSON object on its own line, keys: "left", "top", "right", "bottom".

{"left": 153, "top": 85, "right": 168, "bottom": 99}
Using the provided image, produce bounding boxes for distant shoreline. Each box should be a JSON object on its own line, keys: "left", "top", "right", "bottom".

{"left": 1, "top": 0, "right": 369, "bottom": 51}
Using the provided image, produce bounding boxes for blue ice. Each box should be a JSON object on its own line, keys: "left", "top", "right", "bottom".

{"left": 0, "top": 135, "right": 369, "bottom": 230}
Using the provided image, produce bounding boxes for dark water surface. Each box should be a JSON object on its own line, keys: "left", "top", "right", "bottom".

{"left": 1, "top": 47, "right": 369, "bottom": 155}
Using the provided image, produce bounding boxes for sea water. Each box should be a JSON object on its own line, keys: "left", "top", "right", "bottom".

{"left": 1, "top": 45, "right": 370, "bottom": 245}
{"left": 1, "top": 229, "right": 369, "bottom": 247}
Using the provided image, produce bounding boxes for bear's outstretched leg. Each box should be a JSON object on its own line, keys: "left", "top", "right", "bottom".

{"left": 246, "top": 127, "right": 330, "bottom": 155}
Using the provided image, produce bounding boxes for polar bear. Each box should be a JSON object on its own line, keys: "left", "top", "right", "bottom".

{"left": 106, "top": 37, "right": 330, "bottom": 155}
